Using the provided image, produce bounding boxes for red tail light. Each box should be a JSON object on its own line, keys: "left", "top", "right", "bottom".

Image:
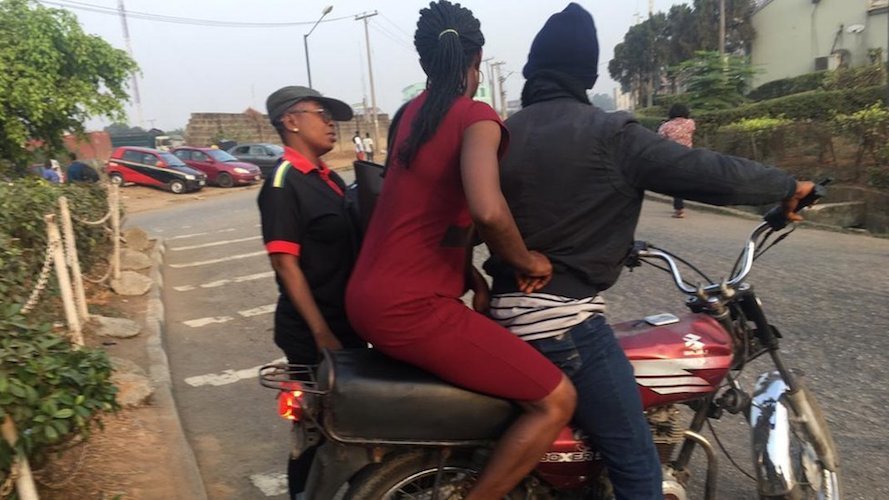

{"left": 277, "top": 381, "right": 304, "bottom": 421}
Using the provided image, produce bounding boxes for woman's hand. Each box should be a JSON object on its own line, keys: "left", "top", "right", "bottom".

{"left": 516, "top": 251, "right": 552, "bottom": 293}
{"left": 469, "top": 266, "right": 491, "bottom": 314}
{"left": 313, "top": 328, "right": 343, "bottom": 352}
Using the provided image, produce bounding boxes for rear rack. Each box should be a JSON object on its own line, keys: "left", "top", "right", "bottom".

{"left": 258, "top": 363, "right": 327, "bottom": 394}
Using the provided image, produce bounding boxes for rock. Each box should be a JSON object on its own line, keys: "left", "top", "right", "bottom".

{"left": 112, "top": 372, "right": 154, "bottom": 407}
{"left": 123, "top": 227, "right": 151, "bottom": 251}
{"left": 121, "top": 248, "right": 152, "bottom": 270}
{"left": 109, "top": 356, "right": 147, "bottom": 377}
{"left": 111, "top": 271, "right": 153, "bottom": 296}
{"left": 93, "top": 315, "right": 141, "bottom": 338}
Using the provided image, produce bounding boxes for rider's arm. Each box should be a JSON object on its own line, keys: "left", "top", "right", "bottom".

{"left": 461, "top": 121, "right": 551, "bottom": 293}
{"left": 613, "top": 119, "right": 809, "bottom": 208}
{"left": 269, "top": 254, "right": 342, "bottom": 351}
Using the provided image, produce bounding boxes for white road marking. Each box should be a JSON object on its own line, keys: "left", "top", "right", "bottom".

{"left": 239, "top": 303, "right": 277, "bottom": 317}
{"left": 169, "top": 235, "right": 261, "bottom": 251}
{"left": 249, "top": 472, "right": 288, "bottom": 496}
{"left": 183, "top": 316, "right": 234, "bottom": 328}
{"left": 168, "top": 231, "right": 209, "bottom": 241}
{"left": 172, "top": 271, "right": 274, "bottom": 292}
{"left": 217, "top": 228, "right": 237, "bottom": 233}
{"left": 184, "top": 357, "right": 286, "bottom": 388}
{"left": 168, "top": 251, "right": 265, "bottom": 268}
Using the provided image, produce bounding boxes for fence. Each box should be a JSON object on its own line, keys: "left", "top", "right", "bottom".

{"left": 2, "top": 183, "right": 122, "bottom": 500}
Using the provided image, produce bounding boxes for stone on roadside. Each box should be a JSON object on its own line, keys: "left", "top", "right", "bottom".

{"left": 93, "top": 315, "right": 141, "bottom": 339}
{"left": 112, "top": 372, "right": 154, "bottom": 407}
{"left": 121, "top": 248, "right": 152, "bottom": 270}
{"left": 111, "top": 271, "right": 153, "bottom": 296}
{"left": 123, "top": 227, "right": 152, "bottom": 251}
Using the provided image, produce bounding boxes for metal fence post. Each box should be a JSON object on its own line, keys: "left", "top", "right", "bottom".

{"left": 45, "top": 214, "right": 83, "bottom": 346}
{"left": 58, "top": 196, "right": 89, "bottom": 322}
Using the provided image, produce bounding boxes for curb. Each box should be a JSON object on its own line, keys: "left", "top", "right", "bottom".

{"left": 145, "top": 240, "right": 209, "bottom": 500}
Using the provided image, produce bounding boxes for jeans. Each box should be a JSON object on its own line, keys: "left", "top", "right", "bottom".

{"left": 673, "top": 197, "right": 685, "bottom": 210}
{"left": 529, "top": 315, "right": 662, "bottom": 500}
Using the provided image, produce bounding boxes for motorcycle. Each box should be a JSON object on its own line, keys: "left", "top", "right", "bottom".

{"left": 260, "top": 181, "right": 840, "bottom": 499}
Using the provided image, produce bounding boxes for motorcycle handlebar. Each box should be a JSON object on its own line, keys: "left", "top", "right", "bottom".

{"left": 762, "top": 178, "right": 831, "bottom": 230}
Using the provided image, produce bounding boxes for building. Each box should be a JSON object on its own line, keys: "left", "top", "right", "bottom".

{"left": 750, "top": 0, "right": 889, "bottom": 87}
{"left": 401, "top": 81, "right": 494, "bottom": 107}
{"left": 613, "top": 87, "right": 635, "bottom": 111}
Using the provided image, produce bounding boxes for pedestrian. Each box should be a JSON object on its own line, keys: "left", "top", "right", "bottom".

{"left": 257, "top": 85, "right": 365, "bottom": 500}
{"left": 362, "top": 132, "right": 375, "bottom": 162}
{"left": 658, "top": 102, "right": 696, "bottom": 218}
{"left": 39, "top": 161, "right": 61, "bottom": 184}
{"left": 345, "top": 2, "right": 575, "bottom": 498}
{"left": 65, "top": 152, "right": 99, "bottom": 183}
{"left": 352, "top": 131, "right": 365, "bottom": 161}
{"left": 484, "top": 4, "right": 815, "bottom": 500}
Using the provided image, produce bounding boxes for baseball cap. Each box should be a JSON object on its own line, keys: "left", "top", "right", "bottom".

{"left": 266, "top": 86, "right": 353, "bottom": 124}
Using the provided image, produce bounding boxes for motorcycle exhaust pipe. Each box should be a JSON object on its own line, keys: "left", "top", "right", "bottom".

{"left": 683, "top": 430, "right": 717, "bottom": 500}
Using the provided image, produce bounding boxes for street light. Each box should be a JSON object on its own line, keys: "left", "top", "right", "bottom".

{"left": 304, "top": 5, "right": 333, "bottom": 89}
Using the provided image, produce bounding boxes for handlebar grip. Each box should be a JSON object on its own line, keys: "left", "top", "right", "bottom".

{"left": 763, "top": 178, "right": 831, "bottom": 230}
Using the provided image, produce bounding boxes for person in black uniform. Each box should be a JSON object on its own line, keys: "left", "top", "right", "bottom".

{"left": 257, "top": 86, "right": 364, "bottom": 499}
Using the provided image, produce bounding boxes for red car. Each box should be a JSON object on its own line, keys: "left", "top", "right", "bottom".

{"left": 105, "top": 146, "right": 206, "bottom": 194}
{"left": 172, "top": 147, "right": 262, "bottom": 188}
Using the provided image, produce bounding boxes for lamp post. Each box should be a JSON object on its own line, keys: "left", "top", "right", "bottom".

{"left": 304, "top": 5, "right": 333, "bottom": 88}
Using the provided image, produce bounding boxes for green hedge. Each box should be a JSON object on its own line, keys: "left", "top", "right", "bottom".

{"left": 635, "top": 115, "right": 665, "bottom": 132}
{"left": 696, "top": 85, "right": 887, "bottom": 131}
{"left": 747, "top": 71, "right": 829, "bottom": 101}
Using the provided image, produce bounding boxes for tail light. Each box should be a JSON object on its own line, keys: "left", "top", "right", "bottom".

{"left": 277, "top": 381, "right": 304, "bottom": 421}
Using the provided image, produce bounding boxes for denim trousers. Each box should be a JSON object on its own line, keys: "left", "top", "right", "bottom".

{"left": 529, "top": 315, "right": 662, "bottom": 499}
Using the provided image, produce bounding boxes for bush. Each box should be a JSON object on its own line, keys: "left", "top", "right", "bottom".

{"left": 0, "top": 306, "right": 119, "bottom": 484}
{"left": 635, "top": 115, "right": 665, "bottom": 132}
{"left": 653, "top": 93, "right": 691, "bottom": 108}
{"left": 824, "top": 64, "right": 885, "bottom": 91}
{"left": 0, "top": 179, "right": 113, "bottom": 307}
{"left": 717, "top": 117, "right": 794, "bottom": 161}
{"left": 833, "top": 103, "right": 889, "bottom": 181}
{"left": 747, "top": 71, "right": 829, "bottom": 101}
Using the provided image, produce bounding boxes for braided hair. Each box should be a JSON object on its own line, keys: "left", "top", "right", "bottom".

{"left": 399, "top": 0, "right": 484, "bottom": 164}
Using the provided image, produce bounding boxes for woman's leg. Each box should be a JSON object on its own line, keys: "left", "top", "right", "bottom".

{"left": 467, "top": 375, "right": 575, "bottom": 499}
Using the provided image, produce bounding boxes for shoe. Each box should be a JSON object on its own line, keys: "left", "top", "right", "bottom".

{"left": 672, "top": 210, "right": 685, "bottom": 218}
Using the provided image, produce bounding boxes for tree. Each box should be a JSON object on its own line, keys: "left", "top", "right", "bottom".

{"left": 0, "top": 0, "right": 137, "bottom": 170}
{"left": 674, "top": 51, "right": 755, "bottom": 111}
{"left": 692, "top": 0, "right": 756, "bottom": 54}
{"left": 104, "top": 122, "right": 146, "bottom": 135}
{"left": 590, "top": 93, "right": 616, "bottom": 111}
{"left": 608, "top": 14, "right": 668, "bottom": 107}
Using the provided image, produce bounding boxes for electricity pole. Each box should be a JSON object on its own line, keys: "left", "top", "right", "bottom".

{"left": 483, "top": 57, "right": 495, "bottom": 109}
{"left": 356, "top": 11, "right": 380, "bottom": 153}
{"left": 117, "top": 0, "right": 142, "bottom": 128}
{"left": 491, "top": 61, "right": 506, "bottom": 119}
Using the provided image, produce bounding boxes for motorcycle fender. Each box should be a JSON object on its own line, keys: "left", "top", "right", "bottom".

{"left": 305, "top": 442, "right": 373, "bottom": 500}
{"left": 749, "top": 370, "right": 798, "bottom": 497}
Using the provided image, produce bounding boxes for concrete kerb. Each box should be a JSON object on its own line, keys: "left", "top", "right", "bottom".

{"left": 145, "top": 240, "right": 209, "bottom": 500}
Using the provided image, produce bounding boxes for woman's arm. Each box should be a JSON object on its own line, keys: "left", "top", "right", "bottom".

{"left": 460, "top": 121, "right": 551, "bottom": 293}
{"left": 269, "top": 253, "right": 342, "bottom": 351}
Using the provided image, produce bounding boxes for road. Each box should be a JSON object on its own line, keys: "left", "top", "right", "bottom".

{"left": 130, "top": 176, "right": 889, "bottom": 499}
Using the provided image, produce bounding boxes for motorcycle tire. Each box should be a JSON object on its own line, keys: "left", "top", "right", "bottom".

{"left": 344, "top": 450, "right": 527, "bottom": 500}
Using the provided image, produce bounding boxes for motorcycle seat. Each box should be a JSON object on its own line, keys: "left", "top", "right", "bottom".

{"left": 317, "top": 348, "right": 519, "bottom": 444}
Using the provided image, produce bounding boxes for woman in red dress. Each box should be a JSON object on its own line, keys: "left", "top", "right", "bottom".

{"left": 346, "top": 1, "right": 576, "bottom": 498}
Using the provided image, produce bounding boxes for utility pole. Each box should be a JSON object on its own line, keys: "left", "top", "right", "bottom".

{"left": 719, "top": 0, "right": 726, "bottom": 56}
{"left": 117, "top": 0, "right": 142, "bottom": 128}
{"left": 491, "top": 61, "right": 506, "bottom": 119}
{"left": 482, "top": 57, "right": 495, "bottom": 109}
{"left": 356, "top": 11, "right": 380, "bottom": 155}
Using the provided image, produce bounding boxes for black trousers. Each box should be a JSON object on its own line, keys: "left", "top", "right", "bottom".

{"left": 673, "top": 197, "right": 685, "bottom": 210}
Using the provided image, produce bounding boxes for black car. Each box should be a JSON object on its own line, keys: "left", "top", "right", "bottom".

{"left": 227, "top": 143, "right": 284, "bottom": 178}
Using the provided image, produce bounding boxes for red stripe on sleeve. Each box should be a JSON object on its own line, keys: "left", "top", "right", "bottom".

{"left": 266, "top": 240, "right": 301, "bottom": 256}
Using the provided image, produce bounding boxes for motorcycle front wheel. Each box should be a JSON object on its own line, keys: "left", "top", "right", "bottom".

{"left": 344, "top": 450, "right": 527, "bottom": 500}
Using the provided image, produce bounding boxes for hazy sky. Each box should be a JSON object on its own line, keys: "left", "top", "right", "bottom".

{"left": 54, "top": 0, "right": 689, "bottom": 131}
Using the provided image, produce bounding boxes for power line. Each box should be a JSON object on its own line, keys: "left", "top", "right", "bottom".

{"left": 39, "top": 0, "right": 354, "bottom": 28}
{"left": 369, "top": 22, "right": 414, "bottom": 54}
{"left": 379, "top": 12, "right": 412, "bottom": 39}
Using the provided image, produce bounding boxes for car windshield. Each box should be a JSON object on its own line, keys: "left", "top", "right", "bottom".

{"left": 266, "top": 145, "right": 284, "bottom": 155}
{"left": 207, "top": 149, "right": 239, "bottom": 162}
{"left": 160, "top": 152, "right": 187, "bottom": 167}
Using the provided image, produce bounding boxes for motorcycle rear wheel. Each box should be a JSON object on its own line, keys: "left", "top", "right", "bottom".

{"left": 344, "top": 450, "right": 527, "bottom": 500}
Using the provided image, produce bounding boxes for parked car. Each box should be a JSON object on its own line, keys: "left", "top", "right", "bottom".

{"left": 105, "top": 146, "right": 206, "bottom": 194}
{"left": 227, "top": 143, "right": 284, "bottom": 178}
{"left": 172, "top": 147, "right": 261, "bottom": 188}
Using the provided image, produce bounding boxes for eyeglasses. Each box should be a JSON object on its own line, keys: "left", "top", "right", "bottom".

{"left": 287, "top": 108, "right": 333, "bottom": 123}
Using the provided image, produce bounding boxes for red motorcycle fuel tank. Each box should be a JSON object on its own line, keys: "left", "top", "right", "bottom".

{"left": 616, "top": 313, "right": 734, "bottom": 408}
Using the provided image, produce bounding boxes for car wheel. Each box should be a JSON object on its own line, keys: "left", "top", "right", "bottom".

{"left": 169, "top": 179, "right": 186, "bottom": 194}
{"left": 217, "top": 172, "right": 234, "bottom": 188}
{"left": 109, "top": 172, "right": 124, "bottom": 186}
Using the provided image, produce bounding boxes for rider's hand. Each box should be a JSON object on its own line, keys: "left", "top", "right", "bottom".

{"left": 313, "top": 329, "right": 343, "bottom": 352}
{"left": 782, "top": 180, "right": 816, "bottom": 222}
{"left": 516, "top": 251, "right": 552, "bottom": 293}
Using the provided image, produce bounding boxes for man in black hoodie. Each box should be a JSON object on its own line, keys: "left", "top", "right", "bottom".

{"left": 484, "top": 4, "right": 814, "bottom": 499}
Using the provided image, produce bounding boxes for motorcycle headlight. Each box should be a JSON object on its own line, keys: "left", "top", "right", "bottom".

{"left": 184, "top": 174, "right": 196, "bottom": 180}
{"left": 233, "top": 167, "right": 249, "bottom": 174}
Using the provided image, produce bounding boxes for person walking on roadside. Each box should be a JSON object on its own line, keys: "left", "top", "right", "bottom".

{"left": 484, "top": 4, "right": 815, "bottom": 499}
{"left": 352, "top": 131, "right": 365, "bottom": 161}
{"left": 658, "top": 102, "right": 696, "bottom": 218}
{"left": 257, "top": 85, "right": 365, "bottom": 500}
{"left": 345, "top": 2, "right": 575, "bottom": 498}
{"left": 362, "top": 132, "right": 375, "bottom": 162}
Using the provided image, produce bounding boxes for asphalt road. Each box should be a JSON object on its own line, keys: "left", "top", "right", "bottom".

{"left": 130, "top": 176, "right": 889, "bottom": 500}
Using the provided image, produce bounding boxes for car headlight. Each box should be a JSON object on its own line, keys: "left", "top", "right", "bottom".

{"left": 233, "top": 167, "right": 250, "bottom": 174}
{"left": 185, "top": 174, "right": 196, "bottom": 180}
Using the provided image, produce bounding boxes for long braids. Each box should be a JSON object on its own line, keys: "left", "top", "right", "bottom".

{"left": 399, "top": 0, "right": 484, "bottom": 164}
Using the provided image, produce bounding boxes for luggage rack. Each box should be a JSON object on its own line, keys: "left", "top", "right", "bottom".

{"left": 258, "top": 363, "right": 328, "bottom": 394}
